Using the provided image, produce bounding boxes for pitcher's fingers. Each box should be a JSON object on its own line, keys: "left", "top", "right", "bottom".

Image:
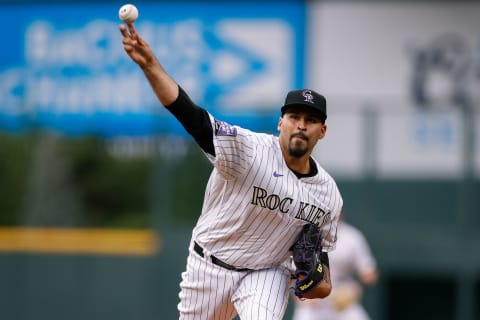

{"left": 127, "top": 23, "right": 140, "bottom": 41}
{"left": 119, "top": 24, "right": 131, "bottom": 38}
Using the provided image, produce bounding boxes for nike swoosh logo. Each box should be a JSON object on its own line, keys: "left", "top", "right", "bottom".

{"left": 273, "top": 171, "right": 284, "bottom": 177}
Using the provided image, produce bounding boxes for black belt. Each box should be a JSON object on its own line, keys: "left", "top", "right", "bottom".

{"left": 194, "top": 241, "right": 252, "bottom": 272}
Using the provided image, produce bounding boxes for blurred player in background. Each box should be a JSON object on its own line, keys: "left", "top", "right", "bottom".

{"left": 292, "top": 210, "right": 378, "bottom": 320}
{"left": 119, "top": 22, "right": 343, "bottom": 320}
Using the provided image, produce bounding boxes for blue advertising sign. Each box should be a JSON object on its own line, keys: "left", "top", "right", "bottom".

{"left": 0, "top": 2, "right": 305, "bottom": 137}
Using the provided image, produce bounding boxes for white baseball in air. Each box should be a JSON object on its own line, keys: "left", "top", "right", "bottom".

{"left": 118, "top": 4, "right": 138, "bottom": 23}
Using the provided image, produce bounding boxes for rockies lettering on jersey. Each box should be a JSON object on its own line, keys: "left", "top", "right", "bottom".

{"left": 251, "top": 185, "right": 330, "bottom": 226}
{"left": 251, "top": 186, "right": 293, "bottom": 213}
{"left": 294, "top": 202, "right": 330, "bottom": 226}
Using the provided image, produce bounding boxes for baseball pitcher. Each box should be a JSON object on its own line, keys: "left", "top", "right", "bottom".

{"left": 120, "top": 22, "right": 343, "bottom": 320}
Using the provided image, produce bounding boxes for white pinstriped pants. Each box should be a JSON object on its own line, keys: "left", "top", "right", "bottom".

{"left": 178, "top": 241, "right": 291, "bottom": 320}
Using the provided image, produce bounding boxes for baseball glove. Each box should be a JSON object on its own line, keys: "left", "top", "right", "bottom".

{"left": 291, "top": 223, "right": 325, "bottom": 298}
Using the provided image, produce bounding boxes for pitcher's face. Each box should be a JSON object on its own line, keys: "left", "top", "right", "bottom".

{"left": 278, "top": 108, "right": 327, "bottom": 158}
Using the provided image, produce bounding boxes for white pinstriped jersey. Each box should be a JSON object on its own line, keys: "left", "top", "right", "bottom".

{"left": 192, "top": 114, "right": 343, "bottom": 270}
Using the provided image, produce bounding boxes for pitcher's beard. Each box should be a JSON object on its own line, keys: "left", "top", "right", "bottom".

{"left": 288, "top": 133, "right": 308, "bottom": 158}
{"left": 288, "top": 144, "right": 308, "bottom": 158}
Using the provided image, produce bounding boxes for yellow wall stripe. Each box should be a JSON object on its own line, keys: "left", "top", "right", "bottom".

{"left": 0, "top": 227, "right": 160, "bottom": 256}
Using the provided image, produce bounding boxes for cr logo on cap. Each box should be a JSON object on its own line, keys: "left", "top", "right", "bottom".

{"left": 302, "top": 90, "right": 314, "bottom": 104}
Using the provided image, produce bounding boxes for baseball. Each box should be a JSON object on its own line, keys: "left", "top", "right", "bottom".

{"left": 118, "top": 4, "right": 138, "bottom": 23}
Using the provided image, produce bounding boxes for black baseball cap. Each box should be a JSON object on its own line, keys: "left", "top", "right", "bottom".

{"left": 281, "top": 89, "right": 327, "bottom": 121}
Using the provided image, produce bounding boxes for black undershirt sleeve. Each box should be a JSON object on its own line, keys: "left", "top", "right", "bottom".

{"left": 164, "top": 86, "right": 215, "bottom": 156}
